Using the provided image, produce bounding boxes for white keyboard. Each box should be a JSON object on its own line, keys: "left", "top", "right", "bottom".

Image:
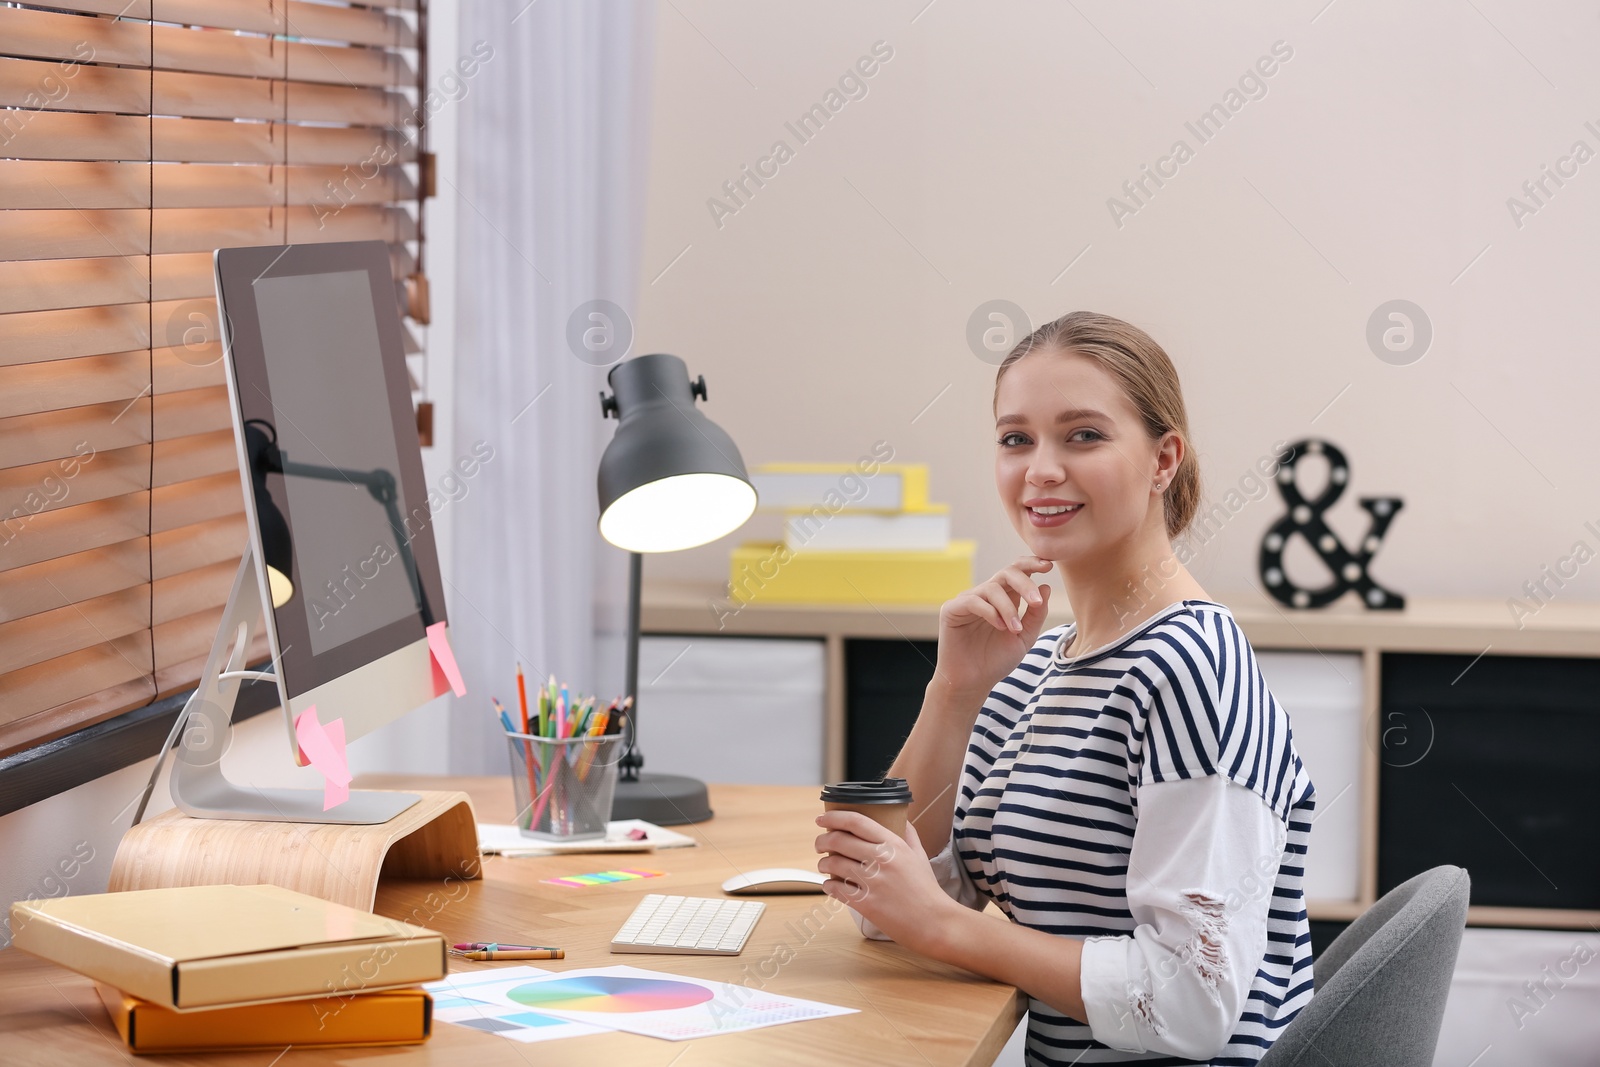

{"left": 610, "top": 894, "right": 766, "bottom": 955}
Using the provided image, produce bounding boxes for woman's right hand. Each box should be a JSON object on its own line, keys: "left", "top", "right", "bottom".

{"left": 933, "top": 555, "right": 1055, "bottom": 700}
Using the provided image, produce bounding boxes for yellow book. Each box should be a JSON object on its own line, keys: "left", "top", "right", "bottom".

{"left": 10, "top": 884, "right": 446, "bottom": 1011}
{"left": 750, "top": 462, "right": 929, "bottom": 513}
{"left": 783, "top": 502, "right": 951, "bottom": 552}
{"left": 97, "top": 982, "right": 432, "bottom": 1053}
{"left": 729, "top": 539, "right": 974, "bottom": 605}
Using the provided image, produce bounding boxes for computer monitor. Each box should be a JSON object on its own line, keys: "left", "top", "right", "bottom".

{"left": 166, "top": 240, "right": 450, "bottom": 825}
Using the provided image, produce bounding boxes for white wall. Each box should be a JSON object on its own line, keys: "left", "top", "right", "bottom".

{"left": 632, "top": 0, "right": 1600, "bottom": 615}
{"left": 632, "top": 11, "right": 1600, "bottom": 1059}
{"left": 1435, "top": 927, "right": 1600, "bottom": 1067}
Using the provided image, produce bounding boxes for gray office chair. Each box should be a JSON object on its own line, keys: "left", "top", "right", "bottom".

{"left": 1259, "top": 865, "right": 1470, "bottom": 1067}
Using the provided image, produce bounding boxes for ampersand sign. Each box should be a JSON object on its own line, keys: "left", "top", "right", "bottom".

{"left": 1258, "top": 439, "right": 1405, "bottom": 610}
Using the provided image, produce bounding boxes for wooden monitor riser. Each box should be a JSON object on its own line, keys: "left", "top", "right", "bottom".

{"left": 107, "top": 791, "right": 482, "bottom": 912}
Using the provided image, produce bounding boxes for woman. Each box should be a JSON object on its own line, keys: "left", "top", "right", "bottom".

{"left": 814, "top": 311, "right": 1316, "bottom": 1065}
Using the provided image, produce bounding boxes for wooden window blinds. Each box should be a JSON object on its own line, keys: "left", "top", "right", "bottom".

{"left": 0, "top": 1, "right": 431, "bottom": 759}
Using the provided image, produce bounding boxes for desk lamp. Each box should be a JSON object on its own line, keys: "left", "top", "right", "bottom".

{"left": 244, "top": 421, "right": 295, "bottom": 608}
{"left": 597, "top": 353, "right": 757, "bottom": 824}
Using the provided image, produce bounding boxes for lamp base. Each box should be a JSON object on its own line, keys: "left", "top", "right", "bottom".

{"left": 610, "top": 773, "right": 713, "bottom": 825}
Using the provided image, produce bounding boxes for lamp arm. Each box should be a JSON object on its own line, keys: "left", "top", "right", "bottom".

{"left": 272, "top": 454, "right": 435, "bottom": 626}
{"left": 277, "top": 455, "right": 387, "bottom": 494}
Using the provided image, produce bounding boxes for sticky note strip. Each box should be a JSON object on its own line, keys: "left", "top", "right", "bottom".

{"left": 543, "top": 868, "right": 664, "bottom": 888}
{"left": 294, "top": 705, "right": 352, "bottom": 811}
{"left": 426, "top": 621, "right": 467, "bottom": 697}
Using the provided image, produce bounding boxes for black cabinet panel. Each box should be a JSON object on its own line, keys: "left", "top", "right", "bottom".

{"left": 845, "top": 638, "right": 939, "bottom": 781}
{"left": 1379, "top": 652, "right": 1600, "bottom": 910}
{"left": 1308, "top": 920, "right": 1350, "bottom": 977}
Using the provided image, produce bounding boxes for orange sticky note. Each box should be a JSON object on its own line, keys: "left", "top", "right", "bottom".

{"left": 427, "top": 621, "right": 467, "bottom": 697}
{"left": 294, "top": 705, "right": 351, "bottom": 811}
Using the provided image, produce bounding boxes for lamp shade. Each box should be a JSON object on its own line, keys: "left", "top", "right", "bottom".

{"left": 243, "top": 421, "right": 295, "bottom": 608}
{"left": 597, "top": 353, "right": 756, "bottom": 553}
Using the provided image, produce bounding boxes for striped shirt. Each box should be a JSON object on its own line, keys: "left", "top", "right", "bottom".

{"left": 952, "top": 599, "right": 1316, "bottom": 1065}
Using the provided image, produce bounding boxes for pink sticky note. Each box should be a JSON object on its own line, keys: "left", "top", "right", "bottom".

{"left": 320, "top": 718, "right": 348, "bottom": 809}
{"left": 426, "top": 621, "right": 467, "bottom": 697}
{"left": 294, "top": 705, "right": 352, "bottom": 811}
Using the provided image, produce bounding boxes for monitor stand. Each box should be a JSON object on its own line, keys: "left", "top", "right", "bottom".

{"left": 110, "top": 549, "right": 481, "bottom": 912}
{"left": 168, "top": 549, "right": 420, "bottom": 825}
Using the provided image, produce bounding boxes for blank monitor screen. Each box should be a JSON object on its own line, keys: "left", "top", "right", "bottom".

{"left": 215, "top": 240, "right": 446, "bottom": 704}
{"left": 252, "top": 269, "right": 420, "bottom": 656}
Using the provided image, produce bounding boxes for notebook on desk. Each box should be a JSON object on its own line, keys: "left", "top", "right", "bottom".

{"left": 10, "top": 883, "right": 446, "bottom": 1011}
{"left": 97, "top": 983, "right": 433, "bottom": 1053}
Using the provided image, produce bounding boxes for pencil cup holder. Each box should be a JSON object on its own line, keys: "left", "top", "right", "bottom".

{"left": 505, "top": 730, "right": 627, "bottom": 840}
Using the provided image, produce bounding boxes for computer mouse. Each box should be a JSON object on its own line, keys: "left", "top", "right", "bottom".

{"left": 721, "top": 867, "right": 828, "bottom": 895}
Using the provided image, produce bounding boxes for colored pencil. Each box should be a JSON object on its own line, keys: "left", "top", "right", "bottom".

{"left": 493, "top": 698, "right": 518, "bottom": 739}
{"left": 527, "top": 673, "right": 562, "bottom": 832}
{"left": 576, "top": 698, "right": 610, "bottom": 780}
{"left": 514, "top": 665, "right": 537, "bottom": 829}
{"left": 515, "top": 665, "right": 530, "bottom": 734}
{"left": 545, "top": 675, "right": 556, "bottom": 737}
{"left": 572, "top": 696, "right": 596, "bottom": 766}
{"left": 527, "top": 770, "right": 557, "bottom": 833}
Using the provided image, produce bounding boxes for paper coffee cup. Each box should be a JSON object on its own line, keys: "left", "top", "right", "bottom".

{"left": 820, "top": 778, "right": 913, "bottom": 839}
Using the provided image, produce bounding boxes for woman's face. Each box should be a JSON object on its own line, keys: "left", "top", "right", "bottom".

{"left": 994, "top": 349, "right": 1167, "bottom": 563}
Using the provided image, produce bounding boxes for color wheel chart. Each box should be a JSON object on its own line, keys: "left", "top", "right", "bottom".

{"left": 484, "top": 965, "right": 858, "bottom": 1041}
{"left": 424, "top": 967, "right": 607, "bottom": 1045}
{"left": 509, "top": 974, "right": 714, "bottom": 1013}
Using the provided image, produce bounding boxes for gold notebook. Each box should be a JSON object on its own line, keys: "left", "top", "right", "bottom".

{"left": 11, "top": 883, "right": 446, "bottom": 1011}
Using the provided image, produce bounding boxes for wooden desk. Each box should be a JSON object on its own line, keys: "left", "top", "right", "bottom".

{"left": 0, "top": 777, "right": 1025, "bottom": 1066}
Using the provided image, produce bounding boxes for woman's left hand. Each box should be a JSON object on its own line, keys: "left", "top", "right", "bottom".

{"left": 813, "top": 810, "right": 958, "bottom": 953}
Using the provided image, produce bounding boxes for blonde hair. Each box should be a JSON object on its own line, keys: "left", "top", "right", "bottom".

{"left": 993, "top": 311, "right": 1200, "bottom": 540}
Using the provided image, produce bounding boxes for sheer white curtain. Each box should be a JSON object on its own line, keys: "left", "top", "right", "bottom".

{"left": 448, "top": 1, "right": 656, "bottom": 773}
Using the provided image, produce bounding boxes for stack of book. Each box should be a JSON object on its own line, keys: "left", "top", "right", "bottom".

{"left": 729, "top": 462, "right": 974, "bottom": 605}
{"left": 9, "top": 883, "right": 445, "bottom": 1054}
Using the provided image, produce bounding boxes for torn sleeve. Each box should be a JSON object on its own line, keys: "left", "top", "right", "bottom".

{"left": 1079, "top": 774, "right": 1285, "bottom": 1060}
{"left": 851, "top": 830, "right": 985, "bottom": 941}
